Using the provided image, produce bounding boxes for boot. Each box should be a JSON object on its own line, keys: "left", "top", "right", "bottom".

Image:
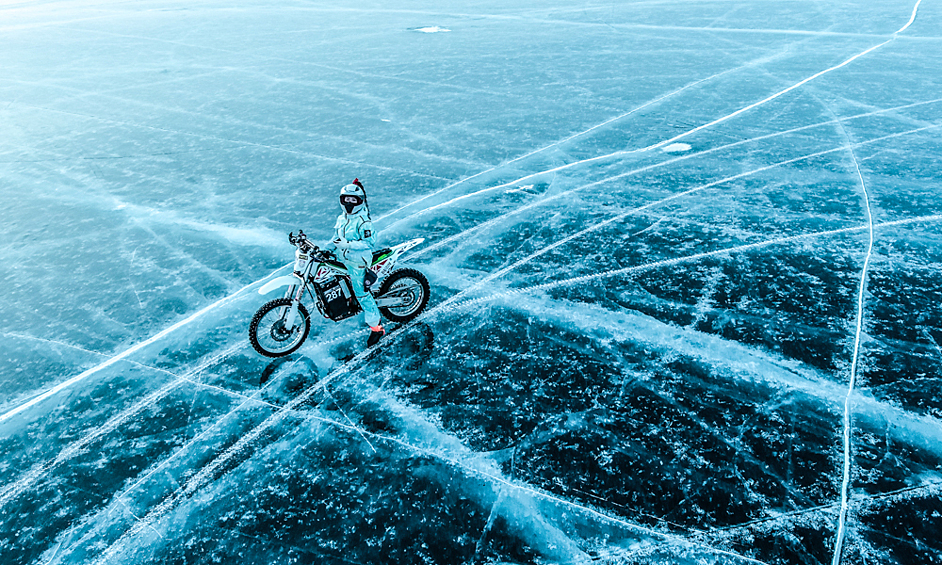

{"left": 367, "top": 325, "right": 385, "bottom": 347}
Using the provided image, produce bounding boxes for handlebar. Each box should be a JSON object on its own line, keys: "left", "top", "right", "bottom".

{"left": 288, "top": 230, "right": 334, "bottom": 261}
{"left": 288, "top": 230, "right": 314, "bottom": 250}
{"left": 288, "top": 230, "right": 307, "bottom": 246}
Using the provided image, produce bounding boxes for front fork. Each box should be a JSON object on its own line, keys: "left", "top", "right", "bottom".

{"left": 282, "top": 283, "right": 305, "bottom": 330}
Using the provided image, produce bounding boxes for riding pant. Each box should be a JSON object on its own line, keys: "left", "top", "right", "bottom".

{"left": 339, "top": 247, "right": 381, "bottom": 328}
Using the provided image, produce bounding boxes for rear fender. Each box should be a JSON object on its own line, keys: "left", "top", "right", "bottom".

{"left": 391, "top": 237, "right": 424, "bottom": 256}
{"left": 373, "top": 237, "right": 425, "bottom": 277}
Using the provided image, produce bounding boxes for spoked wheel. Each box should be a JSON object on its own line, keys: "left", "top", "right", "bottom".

{"left": 376, "top": 268, "right": 430, "bottom": 323}
{"left": 249, "top": 298, "right": 311, "bottom": 357}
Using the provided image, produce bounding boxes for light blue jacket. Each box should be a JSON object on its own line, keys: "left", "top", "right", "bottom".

{"left": 325, "top": 211, "right": 375, "bottom": 253}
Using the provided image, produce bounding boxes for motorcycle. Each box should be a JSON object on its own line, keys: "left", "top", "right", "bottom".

{"left": 249, "top": 230, "right": 430, "bottom": 358}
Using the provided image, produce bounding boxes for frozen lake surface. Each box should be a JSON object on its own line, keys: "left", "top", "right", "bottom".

{"left": 1, "top": 0, "right": 941, "bottom": 563}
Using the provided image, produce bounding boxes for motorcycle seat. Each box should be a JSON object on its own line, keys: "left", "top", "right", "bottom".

{"left": 372, "top": 247, "right": 393, "bottom": 264}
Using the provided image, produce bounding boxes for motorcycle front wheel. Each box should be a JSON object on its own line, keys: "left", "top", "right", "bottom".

{"left": 249, "top": 298, "right": 311, "bottom": 358}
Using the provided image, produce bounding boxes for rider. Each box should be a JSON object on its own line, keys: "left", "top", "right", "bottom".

{"left": 323, "top": 178, "right": 385, "bottom": 347}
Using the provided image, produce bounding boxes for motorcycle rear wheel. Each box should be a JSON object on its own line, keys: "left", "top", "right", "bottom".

{"left": 377, "top": 268, "right": 430, "bottom": 323}
{"left": 249, "top": 298, "right": 311, "bottom": 357}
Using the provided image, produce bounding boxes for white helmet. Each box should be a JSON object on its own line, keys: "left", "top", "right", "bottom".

{"left": 339, "top": 178, "right": 367, "bottom": 215}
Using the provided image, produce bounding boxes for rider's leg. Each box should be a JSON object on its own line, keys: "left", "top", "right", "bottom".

{"left": 341, "top": 250, "right": 382, "bottom": 329}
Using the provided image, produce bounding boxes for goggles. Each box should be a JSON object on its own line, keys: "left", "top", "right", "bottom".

{"left": 341, "top": 195, "right": 363, "bottom": 206}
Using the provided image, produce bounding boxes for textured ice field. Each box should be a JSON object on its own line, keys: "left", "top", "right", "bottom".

{"left": 1, "top": 1, "right": 941, "bottom": 564}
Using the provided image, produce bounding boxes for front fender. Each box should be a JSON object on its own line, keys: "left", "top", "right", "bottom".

{"left": 259, "top": 274, "right": 304, "bottom": 295}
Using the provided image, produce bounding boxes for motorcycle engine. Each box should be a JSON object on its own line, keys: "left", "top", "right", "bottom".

{"left": 316, "top": 277, "right": 360, "bottom": 321}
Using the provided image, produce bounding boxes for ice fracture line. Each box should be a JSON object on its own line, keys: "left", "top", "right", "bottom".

{"left": 0, "top": 264, "right": 287, "bottom": 424}
{"left": 117, "top": 354, "right": 311, "bottom": 500}
{"left": 646, "top": 0, "right": 923, "bottom": 152}
{"left": 60, "top": 3, "right": 933, "bottom": 547}
{"left": 388, "top": 0, "right": 925, "bottom": 229}
{"left": 378, "top": 51, "right": 783, "bottom": 225}
{"left": 831, "top": 128, "right": 874, "bottom": 565}
{"left": 88, "top": 210, "right": 940, "bottom": 562}
{"left": 0, "top": 343, "right": 242, "bottom": 509}
{"left": 410, "top": 107, "right": 942, "bottom": 261}
{"left": 71, "top": 182, "right": 942, "bottom": 548}
{"left": 88, "top": 358, "right": 359, "bottom": 565}
{"left": 628, "top": 480, "right": 942, "bottom": 562}
{"left": 438, "top": 214, "right": 942, "bottom": 315}
{"left": 428, "top": 124, "right": 940, "bottom": 315}
{"left": 389, "top": 96, "right": 942, "bottom": 235}
{"left": 307, "top": 389, "right": 762, "bottom": 564}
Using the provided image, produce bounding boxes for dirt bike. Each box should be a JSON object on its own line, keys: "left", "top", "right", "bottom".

{"left": 249, "top": 230, "right": 430, "bottom": 358}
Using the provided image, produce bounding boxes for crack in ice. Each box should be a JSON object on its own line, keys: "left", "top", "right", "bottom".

{"left": 378, "top": 50, "right": 791, "bottom": 226}
{"left": 383, "top": 9, "right": 931, "bottom": 233}
{"left": 830, "top": 122, "right": 875, "bottom": 565}
{"left": 423, "top": 124, "right": 940, "bottom": 319}
{"left": 0, "top": 343, "right": 243, "bottom": 509}
{"left": 0, "top": 265, "right": 287, "bottom": 424}
{"left": 391, "top": 98, "right": 942, "bottom": 243}
{"left": 68, "top": 207, "right": 942, "bottom": 561}
{"left": 442, "top": 214, "right": 942, "bottom": 311}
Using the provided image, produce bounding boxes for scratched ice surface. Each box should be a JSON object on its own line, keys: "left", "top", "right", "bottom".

{"left": 1, "top": 0, "right": 941, "bottom": 563}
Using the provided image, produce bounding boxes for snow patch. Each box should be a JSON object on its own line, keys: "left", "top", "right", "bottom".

{"left": 661, "top": 142, "right": 692, "bottom": 153}
{"left": 505, "top": 184, "right": 535, "bottom": 194}
{"left": 412, "top": 26, "right": 451, "bottom": 33}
